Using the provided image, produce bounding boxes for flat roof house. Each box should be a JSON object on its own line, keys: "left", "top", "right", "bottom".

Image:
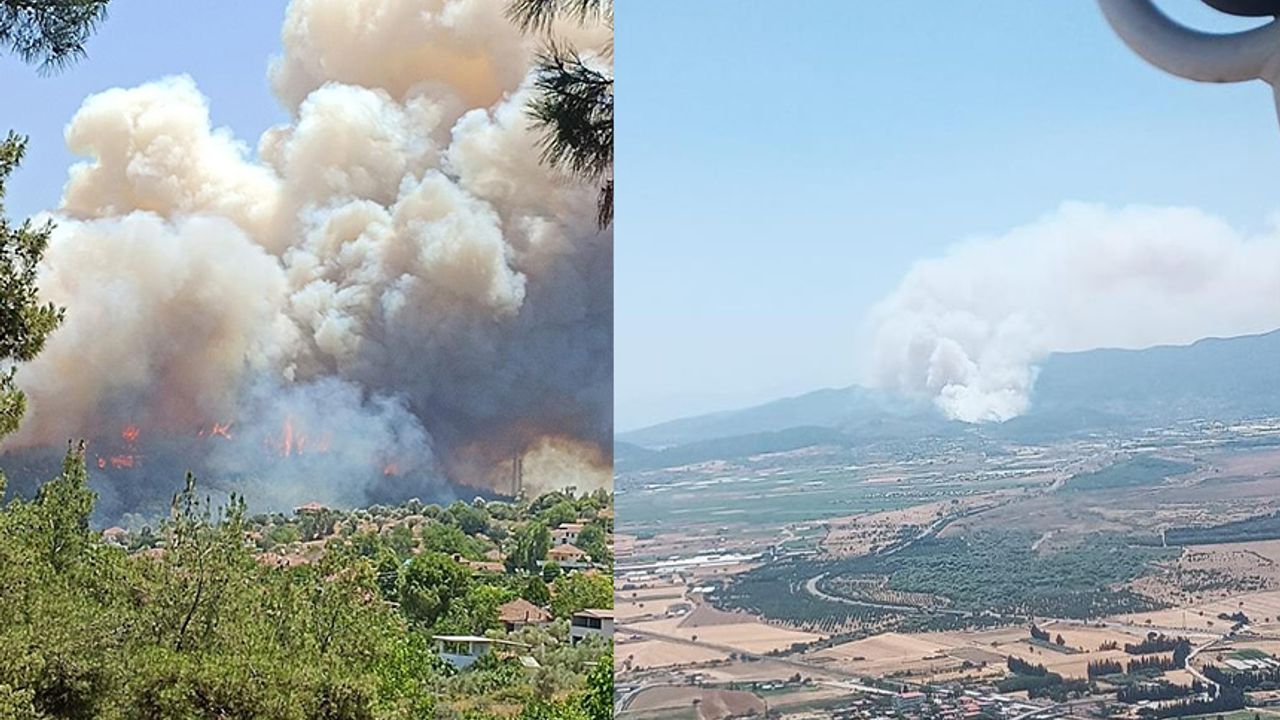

{"left": 432, "top": 635, "right": 530, "bottom": 670}
{"left": 569, "top": 609, "right": 614, "bottom": 644}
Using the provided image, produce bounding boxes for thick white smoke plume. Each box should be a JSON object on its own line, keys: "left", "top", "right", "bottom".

{"left": 867, "top": 202, "right": 1280, "bottom": 422}
{"left": 9, "top": 0, "right": 612, "bottom": 511}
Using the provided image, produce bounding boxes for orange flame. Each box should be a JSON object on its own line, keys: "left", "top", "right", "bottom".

{"left": 121, "top": 425, "right": 140, "bottom": 445}
{"left": 267, "top": 415, "right": 331, "bottom": 458}
{"left": 108, "top": 455, "right": 135, "bottom": 469}
{"left": 197, "top": 422, "right": 234, "bottom": 439}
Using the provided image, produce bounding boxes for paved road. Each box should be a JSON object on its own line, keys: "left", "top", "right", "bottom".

{"left": 1183, "top": 633, "right": 1228, "bottom": 690}
{"left": 803, "top": 572, "right": 970, "bottom": 616}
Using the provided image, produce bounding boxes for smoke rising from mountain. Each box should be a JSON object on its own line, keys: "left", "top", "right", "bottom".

{"left": 8, "top": 0, "right": 611, "bottom": 511}
{"left": 867, "top": 202, "right": 1280, "bottom": 422}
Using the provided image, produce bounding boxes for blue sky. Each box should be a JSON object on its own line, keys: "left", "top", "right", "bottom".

{"left": 0, "top": 1, "right": 288, "bottom": 222}
{"left": 615, "top": 0, "right": 1280, "bottom": 430}
{"left": 3, "top": 1, "right": 1280, "bottom": 434}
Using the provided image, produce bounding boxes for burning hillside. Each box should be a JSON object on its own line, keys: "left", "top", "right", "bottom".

{"left": 1, "top": 0, "right": 612, "bottom": 521}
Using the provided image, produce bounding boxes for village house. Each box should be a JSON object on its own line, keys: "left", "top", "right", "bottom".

{"left": 101, "top": 526, "right": 128, "bottom": 547}
{"left": 547, "top": 543, "right": 589, "bottom": 568}
{"left": 569, "top": 609, "right": 614, "bottom": 644}
{"left": 432, "top": 635, "right": 530, "bottom": 669}
{"left": 551, "top": 521, "right": 585, "bottom": 546}
{"left": 497, "top": 598, "right": 552, "bottom": 632}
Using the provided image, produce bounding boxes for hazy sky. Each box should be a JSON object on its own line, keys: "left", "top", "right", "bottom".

{"left": 615, "top": 0, "right": 1280, "bottom": 431}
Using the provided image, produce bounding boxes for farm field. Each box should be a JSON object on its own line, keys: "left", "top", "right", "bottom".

{"left": 616, "top": 420, "right": 1280, "bottom": 718}
{"left": 617, "top": 637, "right": 729, "bottom": 671}
{"left": 626, "top": 686, "right": 765, "bottom": 720}
{"left": 627, "top": 614, "right": 824, "bottom": 655}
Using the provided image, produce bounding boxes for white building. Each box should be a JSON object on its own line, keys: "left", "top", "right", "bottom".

{"left": 552, "top": 522, "right": 586, "bottom": 546}
{"left": 569, "top": 609, "right": 614, "bottom": 644}
{"left": 433, "top": 635, "right": 529, "bottom": 669}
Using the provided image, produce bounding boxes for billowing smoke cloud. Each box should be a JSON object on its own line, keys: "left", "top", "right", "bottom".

{"left": 7, "top": 0, "right": 611, "bottom": 513}
{"left": 866, "top": 202, "right": 1280, "bottom": 422}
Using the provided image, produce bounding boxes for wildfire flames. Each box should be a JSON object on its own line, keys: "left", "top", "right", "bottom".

{"left": 1, "top": 0, "right": 612, "bottom": 520}
{"left": 93, "top": 415, "right": 352, "bottom": 472}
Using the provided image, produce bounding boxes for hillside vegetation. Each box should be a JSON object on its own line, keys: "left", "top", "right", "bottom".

{"left": 0, "top": 444, "right": 612, "bottom": 720}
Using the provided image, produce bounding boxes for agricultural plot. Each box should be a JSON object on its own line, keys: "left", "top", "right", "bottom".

{"left": 627, "top": 614, "right": 823, "bottom": 655}
{"left": 1064, "top": 456, "right": 1194, "bottom": 492}
{"left": 717, "top": 531, "right": 1174, "bottom": 628}
{"left": 617, "top": 637, "right": 730, "bottom": 670}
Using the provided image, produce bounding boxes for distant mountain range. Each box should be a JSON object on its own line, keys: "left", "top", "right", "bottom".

{"left": 616, "top": 329, "right": 1280, "bottom": 470}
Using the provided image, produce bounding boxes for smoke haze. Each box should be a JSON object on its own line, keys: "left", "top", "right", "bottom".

{"left": 867, "top": 202, "right": 1280, "bottom": 422}
{"left": 7, "top": 0, "right": 612, "bottom": 515}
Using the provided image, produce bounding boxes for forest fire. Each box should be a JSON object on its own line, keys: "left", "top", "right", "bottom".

{"left": 266, "top": 415, "right": 331, "bottom": 458}
{"left": 89, "top": 415, "right": 345, "bottom": 472}
{"left": 197, "top": 422, "right": 233, "bottom": 439}
{"left": 0, "top": 0, "right": 610, "bottom": 529}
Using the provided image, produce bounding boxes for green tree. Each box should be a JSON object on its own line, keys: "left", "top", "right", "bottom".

{"left": 580, "top": 649, "right": 612, "bottom": 720}
{"left": 507, "top": 0, "right": 613, "bottom": 227}
{"left": 0, "top": 134, "right": 65, "bottom": 439}
{"left": 146, "top": 474, "right": 255, "bottom": 653}
{"left": 506, "top": 522, "right": 552, "bottom": 574}
{"left": 447, "top": 500, "right": 491, "bottom": 537}
{"left": 521, "top": 575, "right": 552, "bottom": 606}
{"left": 422, "top": 521, "right": 482, "bottom": 558}
{"left": 399, "top": 551, "right": 472, "bottom": 629}
{"left": 437, "top": 584, "right": 514, "bottom": 636}
{"left": 266, "top": 522, "right": 301, "bottom": 546}
{"left": 0, "top": 0, "right": 109, "bottom": 72}
{"left": 385, "top": 522, "right": 415, "bottom": 556}
{"left": 32, "top": 440, "right": 94, "bottom": 571}
{"left": 576, "top": 523, "right": 611, "bottom": 565}
{"left": 540, "top": 500, "right": 578, "bottom": 529}
{"left": 550, "top": 572, "right": 611, "bottom": 619}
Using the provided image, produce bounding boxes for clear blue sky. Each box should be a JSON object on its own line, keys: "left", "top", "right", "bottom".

{"left": 615, "top": 0, "right": 1280, "bottom": 430}
{"left": 0, "top": 1, "right": 288, "bottom": 222}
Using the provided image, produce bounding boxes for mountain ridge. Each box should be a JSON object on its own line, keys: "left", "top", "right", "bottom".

{"left": 617, "top": 328, "right": 1280, "bottom": 464}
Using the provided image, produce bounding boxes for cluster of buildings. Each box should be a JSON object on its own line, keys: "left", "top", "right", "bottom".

{"left": 433, "top": 599, "right": 614, "bottom": 670}
{"left": 813, "top": 686, "right": 1046, "bottom": 720}
{"left": 549, "top": 519, "right": 608, "bottom": 568}
{"left": 431, "top": 516, "right": 616, "bottom": 671}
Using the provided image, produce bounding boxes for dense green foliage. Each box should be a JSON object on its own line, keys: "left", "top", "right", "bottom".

{"left": 715, "top": 531, "right": 1172, "bottom": 631}
{"left": 0, "top": 134, "right": 65, "bottom": 440}
{"left": 711, "top": 560, "right": 896, "bottom": 631}
{"left": 1064, "top": 456, "right": 1193, "bottom": 493}
{"left": 1204, "top": 662, "right": 1280, "bottom": 690}
{"left": 849, "top": 531, "right": 1173, "bottom": 618}
{"left": 549, "top": 572, "right": 612, "bottom": 619}
{"left": 1161, "top": 510, "right": 1280, "bottom": 546}
{"left": 0, "top": 446, "right": 613, "bottom": 719}
{"left": 1116, "top": 679, "right": 1202, "bottom": 703}
{"left": 1, "top": 0, "right": 109, "bottom": 72}
{"left": 1126, "top": 630, "right": 1182, "bottom": 653}
{"left": 1140, "top": 687, "right": 1245, "bottom": 718}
